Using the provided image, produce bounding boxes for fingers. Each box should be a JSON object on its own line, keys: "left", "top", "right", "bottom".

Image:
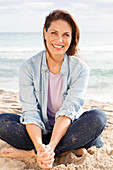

{"left": 38, "top": 161, "right": 53, "bottom": 169}
{"left": 37, "top": 150, "right": 55, "bottom": 164}
{"left": 38, "top": 152, "right": 55, "bottom": 163}
{"left": 37, "top": 144, "right": 55, "bottom": 169}
{"left": 38, "top": 144, "right": 46, "bottom": 152}
{"left": 37, "top": 144, "right": 46, "bottom": 157}
{"left": 39, "top": 147, "right": 54, "bottom": 158}
{"left": 37, "top": 152, "right": 55, "bottom": 166}
{"left": 38, "top": 157, "right": 54, "bottom": 164}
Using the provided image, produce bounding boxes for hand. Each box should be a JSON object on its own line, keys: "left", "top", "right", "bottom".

{"left": 37, "top": 144, "right": 55, "bottom": 169}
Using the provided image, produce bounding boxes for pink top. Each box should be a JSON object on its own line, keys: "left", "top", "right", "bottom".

{"left": 47, "top": 71, "right": 63, "bottom": 125}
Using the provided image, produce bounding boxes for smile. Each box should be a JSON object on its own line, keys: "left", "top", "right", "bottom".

{"left": 52, "top": 44, "right": 64, "bottom": 49}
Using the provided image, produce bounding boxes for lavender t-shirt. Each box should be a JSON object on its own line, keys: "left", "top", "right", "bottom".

{"left": 47, "top": 71, "right": 63, "bottom": 125}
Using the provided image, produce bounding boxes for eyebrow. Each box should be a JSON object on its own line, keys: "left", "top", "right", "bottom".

{"left": 50, "top": 29, "right": 71, "bottom": 34}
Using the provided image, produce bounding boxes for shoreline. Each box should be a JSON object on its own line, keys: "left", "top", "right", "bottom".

{"left": 0, "top": 89, "right": 113, "bottom": 169}
{"left": 0, "top": 86, "right": 113, "bottom": 103}
{"left": 0, "top": 89, "right": 113, "bottom": 113}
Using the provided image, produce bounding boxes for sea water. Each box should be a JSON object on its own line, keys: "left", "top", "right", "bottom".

{"left": 0, "top": 32, "right": 113, "bottom": 102}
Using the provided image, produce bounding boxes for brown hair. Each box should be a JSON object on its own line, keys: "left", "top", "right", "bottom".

{"left": 43, "top": 9, "right": 80, "bottom": 56}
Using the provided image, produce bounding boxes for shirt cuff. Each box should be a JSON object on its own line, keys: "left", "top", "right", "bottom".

{"left": 55, "top": 109, "right": 75, "bottom": 122}
{"left": 20, "top": 114, "right": 48, "bottom": 135}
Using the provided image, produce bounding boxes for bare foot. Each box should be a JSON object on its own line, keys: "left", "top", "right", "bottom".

{"left": 59, "top": 148, "right": 87, "bottom": 157}
{"left": 0, "top": 148, "right": 35, "bottom": 158}
{"left": 72, "top": 148, "right": 87, "bottom": 157}
{"left": 87, "top": 146, "right": 95, "bottom": 155}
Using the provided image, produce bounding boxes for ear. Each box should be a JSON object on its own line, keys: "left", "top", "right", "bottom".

{"left": 43, "top": 28, "right": 47, "bottom": 40}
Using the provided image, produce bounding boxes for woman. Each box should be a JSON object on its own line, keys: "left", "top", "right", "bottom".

{"left": 0, "top": 10, "right": 107, "bottom": 169}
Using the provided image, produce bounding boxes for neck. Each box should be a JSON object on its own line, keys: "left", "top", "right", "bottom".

{"left": 46, "top": 51, "right": 64, "bottom": 74}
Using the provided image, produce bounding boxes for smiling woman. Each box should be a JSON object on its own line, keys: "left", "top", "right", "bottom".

{"left": 44, "top": 19, "right": 72, "bottom": 73}
{"left": 0, "top": 9, "right": 107, "bottom": 170}
{"left": 43, "top": 10, "right": 80, "bottom": 56}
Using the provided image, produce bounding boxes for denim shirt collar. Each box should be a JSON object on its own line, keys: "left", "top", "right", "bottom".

{"left": 41, "top": 50, "right": 68, "bottom": 75}
{"left": 41, "top": 51, "right": 49, "bottom": 73}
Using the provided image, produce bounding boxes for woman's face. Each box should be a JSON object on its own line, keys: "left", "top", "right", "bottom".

{"left": 44, "top": 19, "right": 72, "bottom": 60}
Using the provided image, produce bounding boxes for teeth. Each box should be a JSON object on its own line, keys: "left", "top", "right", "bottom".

{"left": 53, "top": 44, "right": 63, "bottom": 48}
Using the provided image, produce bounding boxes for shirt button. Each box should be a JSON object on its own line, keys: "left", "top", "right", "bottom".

{"left": 69, "top": 105, "right": 73, "bottom": 111}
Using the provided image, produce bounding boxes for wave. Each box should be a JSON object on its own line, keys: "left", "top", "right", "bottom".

{"left": 0, "top": 46, "right": 43, "bottom": 53}
{"left": 90, "top": 69, "right": 113, "bottom": 77}
{"left": 0, "top": 47, "right": 44, "bottom": 59}
{"left": 80, "top": 45, "right": 113, "bottom": 52}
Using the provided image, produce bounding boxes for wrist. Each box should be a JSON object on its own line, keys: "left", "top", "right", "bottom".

{"left": 49, "top": 141, "right": 56, "bottom": 150}
{"left": 37, "top": 143, "right": 43, "bottom": 149}
{"left": 35, "top": 140, "right": 43, "bottom": 151}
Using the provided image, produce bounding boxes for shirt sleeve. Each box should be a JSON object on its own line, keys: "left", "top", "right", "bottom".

{"left": 55, "top": 63, "right": 90, "bottom": 122}
{"left": 19, "top": 61, "right": 46, "bottom": 131}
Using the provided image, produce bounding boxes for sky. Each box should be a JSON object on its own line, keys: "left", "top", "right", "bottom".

{"left": 0, "top": 0, "right": 113, "bottom": 32}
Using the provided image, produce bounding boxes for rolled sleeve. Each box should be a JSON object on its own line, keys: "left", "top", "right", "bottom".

{"left": 19, "top": 62, "right": 46, "bottom": 132}
{"left": 20, "top": 111, "right": 45, "bottom": 130}
{"left": 55, "top": 63, "right": 90, "bottom": 122}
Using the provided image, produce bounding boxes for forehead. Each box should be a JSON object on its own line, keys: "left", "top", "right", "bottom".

{"left": 48, "top": 19, "right": 72, "bottom": 32}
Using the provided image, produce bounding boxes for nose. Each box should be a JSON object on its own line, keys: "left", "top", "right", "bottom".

{"left": 58, "top": 35, "right": 63, "bottom": 43}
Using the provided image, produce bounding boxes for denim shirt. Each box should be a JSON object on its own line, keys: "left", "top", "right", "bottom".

{"left": 19, "top": 50, "right": 90, "bottom": 134}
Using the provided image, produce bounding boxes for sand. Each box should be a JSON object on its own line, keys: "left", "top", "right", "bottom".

{"left": 0, "top": 89, "right": 113, "bottom": 170}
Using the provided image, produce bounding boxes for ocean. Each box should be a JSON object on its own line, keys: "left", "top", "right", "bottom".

{"left": 0, "top": 32, "right": 113, "bottom": 102}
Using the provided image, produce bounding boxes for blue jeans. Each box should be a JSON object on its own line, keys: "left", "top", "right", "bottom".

{"left": 0, "top": 109, "right": 107, "bottom": 157}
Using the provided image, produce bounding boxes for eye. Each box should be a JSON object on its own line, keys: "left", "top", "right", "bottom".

{"left": 64, "top": 33, "right": 70, "bottom": 37}
{"left": 66, "top": 34, "right": 70, "bottom": 37}
{"left": 51, "top": 31, "right": 57, "bottom": 34}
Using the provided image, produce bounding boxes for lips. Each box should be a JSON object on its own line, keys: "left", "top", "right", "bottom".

{"left": 52, "top": 44, "right": 64, "bottom": 49}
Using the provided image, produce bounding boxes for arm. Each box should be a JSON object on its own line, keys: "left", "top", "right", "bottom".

{"left": 19, "top": 61, "right": 45, "bottom": 130}
{"left": 19, "top": 62, "right": 54, "bottom": 168}
{"left": 26, "top": 124, "right": 55, "bottom": 169}
{"left": 49, "top": 62, "right": 90, "bottom": 150}
{"left": 25, "top": 124, "right": 42, "bottom": 149}
{"left": 49, "top": 116, "right": 71, "bottom": 150}
{"left": 38, "top": 115, "right": 71, "bottom": 168}
{"left": 55, "top": 63, "right": 90, "bottom": 121}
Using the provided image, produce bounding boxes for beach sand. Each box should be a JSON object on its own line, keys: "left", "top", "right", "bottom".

{"left": 0, "top": 89, "right": 113, "bottom": 169}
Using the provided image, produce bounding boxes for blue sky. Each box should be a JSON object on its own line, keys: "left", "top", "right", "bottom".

{"left": 0, "top": 0, "right": 113, "bottom": 32}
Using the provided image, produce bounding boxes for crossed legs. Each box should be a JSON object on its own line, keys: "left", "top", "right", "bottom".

{"left": 0, "top": 109, "right": 107, "bottom": 158}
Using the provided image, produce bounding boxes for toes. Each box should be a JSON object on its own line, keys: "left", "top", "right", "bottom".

{"left": 87, "top": 146, "right": 96, "bottom": 155}
{"left": 0, "top": 148, "right": 7, "bottom": 154}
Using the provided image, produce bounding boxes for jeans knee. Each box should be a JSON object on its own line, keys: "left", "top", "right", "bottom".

{"left": 93, "top": 109, "right": 107, "bottom": 128}
{"left": 0, "top": 113, "right": 13, "bottom": 127}
{"left": 0, "top": 113, "right": 7, "bottom": 122}
{"left": 0, "top": 113, "right": 20, "bottom": 123}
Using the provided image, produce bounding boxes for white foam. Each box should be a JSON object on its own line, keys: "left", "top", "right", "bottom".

{"left": 0, "top": 46, "right": 43, "bottom": 52}
{"left": 80, "top": 45, "right": 113, "bottom": 52}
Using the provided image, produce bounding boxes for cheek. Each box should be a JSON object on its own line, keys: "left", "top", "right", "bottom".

{"left": 47, "top": 34, "right": 57, "bottom": 42}
{"left": 65, "top": 39, "right": 72, "bottom": 46}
